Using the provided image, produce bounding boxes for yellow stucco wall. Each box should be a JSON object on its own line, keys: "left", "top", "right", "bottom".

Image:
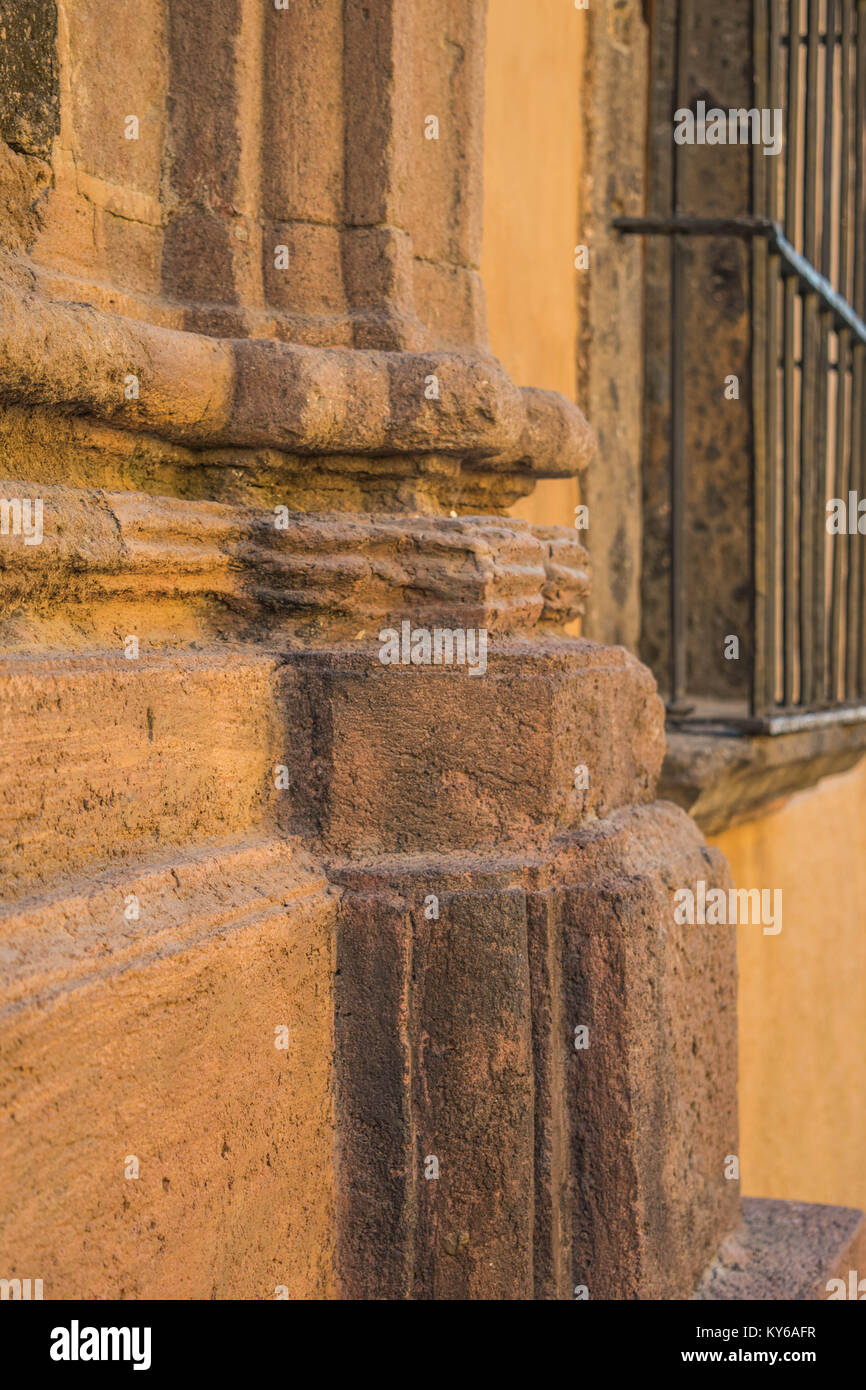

{"left": 482, "top": 0, "right": 582, "bottom": 531}
{"left": 713, "top": 761, "right": 866, "bottom": 1215}
{"left": 484, "top": 0, "right": 866, "bottom": 1220}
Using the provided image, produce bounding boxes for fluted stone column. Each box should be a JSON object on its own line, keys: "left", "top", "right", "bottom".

{"left": 1, "top": 0, "right": 862, "bottom": 1301}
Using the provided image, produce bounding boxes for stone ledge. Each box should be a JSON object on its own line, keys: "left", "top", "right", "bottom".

{"left": 694, "top": 1197, "right": 866, "bottom": 1300}
{"left": 0, "top": 264, "right": 594, "bottom": 474}
{"left": 661, "top": 723, "right": 866, "bottom": 836}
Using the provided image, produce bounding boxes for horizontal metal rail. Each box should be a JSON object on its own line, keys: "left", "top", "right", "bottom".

{"left": 613, "top": 216, "right": 866, "bottom": 347}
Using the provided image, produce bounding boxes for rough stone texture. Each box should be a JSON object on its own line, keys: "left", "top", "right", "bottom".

{"left": 333, "top": 861, "right": 535, "bottom": 1300}
{"left": 0, "top": 264, "right": 594, "bottom": 472}
{"left": 0, "top": 406, "right": 573, "bottom": 518}
{"left": 0, "top": 838, "right": 337, "bottom": 1299}
{"left": 0, "top": 651, "right": 283, "bottom": 900}
{"left": 556, "top": 804, "right": 740, "bottom": 1299}
{"left": 0, "top": 0, "right": 59, "bottom": 159}
{"left": 0, "top": 0, "right": 846, "bottom": 1304}
{"left": 328, "top": 799, "right": 737, "bottom": 1301}
{"left": 579, "top": 0, "right": 648, "bottom": 652}
{"left": 695, "top": 1198, "right": 866, "bottom": 1301}
{"left": 663, "top": 724, "right": 866, "bottom": 835}
{"left": 0, "top": 486, "right": 591, "bottom": 649}
{"left": 279, "top": 640, "right": 665, "bottom": 856}
{"left": 0, "top": 0, "right": 607, "bottom": 1297}
{"left": 640, "top": 0, "right": 755, "bottom": 704}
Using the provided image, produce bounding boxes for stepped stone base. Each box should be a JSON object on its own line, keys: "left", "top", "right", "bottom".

{"left": 1, "top": 625, "right": 861, "bottom": 1299}
{"left": 3, "top": 0, "right": 861, "bottom": 1305}
{"left": 695, "top": 1198, "right": 866, "bottom": 1300}
{"left": 330, "top": 800, "right": 739, "bottom": 1301}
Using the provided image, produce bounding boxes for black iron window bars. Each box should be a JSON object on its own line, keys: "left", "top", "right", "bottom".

{"left": 617, "top": 0, "right": 866, "bottom": 734}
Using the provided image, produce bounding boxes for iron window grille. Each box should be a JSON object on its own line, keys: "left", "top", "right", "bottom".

{"left": 617, "top": 0, "right": 866, "bottom": 734}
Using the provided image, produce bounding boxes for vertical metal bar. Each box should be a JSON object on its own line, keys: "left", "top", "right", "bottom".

{"left": 768, "top": 0, "right": 784, "bottom": 710}
{"left": 856, "top": 4, "right": 866, "bottom": 319}
{"left": 813, "top": 0, "right": 837, "bottom": 702}
{"left": 822, "top": 0, "right": 838, "bottom": 283}
{"left": 668, "top": 0, "right": 691, "bottom": 713}
{"left": 768, "top": 0, "right": 784, "bottom": 230}
{"left": 801, "top": 310, "right": 818, "bottom": 709}
{"left": 841, "top": 0, "right": 854, "bottom": 305}
{"left": 799, "top": 0, "right": 821, "bottom": 707}
{"left": 804, "top": 0, "right": 820, "bottom": 263}
{"left": 754, "top": 0, "right": 778, "bottom": 716}
{"left": 846, "top": 3, "right": 864, "bottom": 698}
{"left": 834, "top": 0, "right": 854, "bottom": 698}
{"left": 832, "top": 329, "right": 850, "bottom": 698}
{"left": 783, "top": 276, "right": 799, "bottom": 705}
{"left": 786, "top": 0, "right": 802, "bottom": 244}
{"left": 855, "top": 1, "right": 866, "bottom": 695}
{"left": 848, "top": 351, "right": 864, "bottom": 700}
{"left": 670, "top": 243, "right": 687, "bottom": 710}
{"left": 814, "top": 319, "right": 830, "bottom": 704}
{"left": 851, "top": 340, "right": 865, "bottom": 697}
{"left": 784, "top": 0, "right": 802, "bottom": 704}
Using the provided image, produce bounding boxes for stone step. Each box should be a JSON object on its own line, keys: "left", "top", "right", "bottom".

{"left": 694, "top": 1197, "right": 866, "bottom": 1299}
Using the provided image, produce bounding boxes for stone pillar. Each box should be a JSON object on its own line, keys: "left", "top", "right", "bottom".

{"left": 0, "top": 0, "right": 862, "bottom": 1301}
{"left": 314, "top": 645, "right": 740, "bottom": 1299}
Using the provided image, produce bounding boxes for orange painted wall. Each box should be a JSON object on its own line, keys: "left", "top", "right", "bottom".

{"left": 482, "top": 0, "right": 582, "bottom": 531}
{"left": 713, "top": 762, "right": 866, "bottom": 1215}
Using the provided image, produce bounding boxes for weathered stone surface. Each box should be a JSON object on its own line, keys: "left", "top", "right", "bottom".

{"left": 525, "top": 881, "right": 571, "bottom": 1299}
{"left": 328, "top": 798, "right": 737, "bottom": 1301}
{"left": 0, "top": 838, "right": 337, "bottom": 1299}
{"left": 0, "top": 268, "right": 594, "bottom": 473}
{"left": 0, "top": 0, "right": 59, "bottom": 159}
{"left": 0, "top": 140, "right": 51, "bottom": 258}
{"left": 161, "top": 0, "right": 243, "bottom": 315}
{"left": 579, "top": 0, "right": 648, "bottom": 651}
{"left": 555, "top": 803, "right": 740, "bottom": 1299}
{"left": 0, "top": 651, "right": 283, "bottom": 899}
{"left": 695, "top": 1198, "right": 866, "bottom": 1300}
{"left": 333, "top": 861, "right": 534, "bottom": 1300}
{"left": 640, "top": 0, "right": 755, "bottom": 703}
{"left": 280, "top": 639, "right": 665, "bottom": 856}
{"left": 0, "top": 268, "right": 234, "bottom": 440}
{"left": 0, "top": 485, "right": 590, "bottom": 647}
{"left": 1, "top": 0, "right": 831, "bottom": 1307}
{"left": 662, "top": 724, "right": 866, "bottom": 835}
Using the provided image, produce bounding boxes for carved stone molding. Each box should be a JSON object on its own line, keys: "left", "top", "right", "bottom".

{"left": 0, "top": 268, "right": 594, "bottom": 473}
{"left": 0, "top": 483, "right": 590, "bottom": 646}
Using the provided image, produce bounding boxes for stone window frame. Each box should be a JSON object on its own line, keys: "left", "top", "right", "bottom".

{"left": 583, "top": 0, "right": 866, "bottom": 834}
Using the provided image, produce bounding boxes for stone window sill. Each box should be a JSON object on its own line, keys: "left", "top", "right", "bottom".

{"left": 660, "top": 713, "right": 866, "bottom": 835}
